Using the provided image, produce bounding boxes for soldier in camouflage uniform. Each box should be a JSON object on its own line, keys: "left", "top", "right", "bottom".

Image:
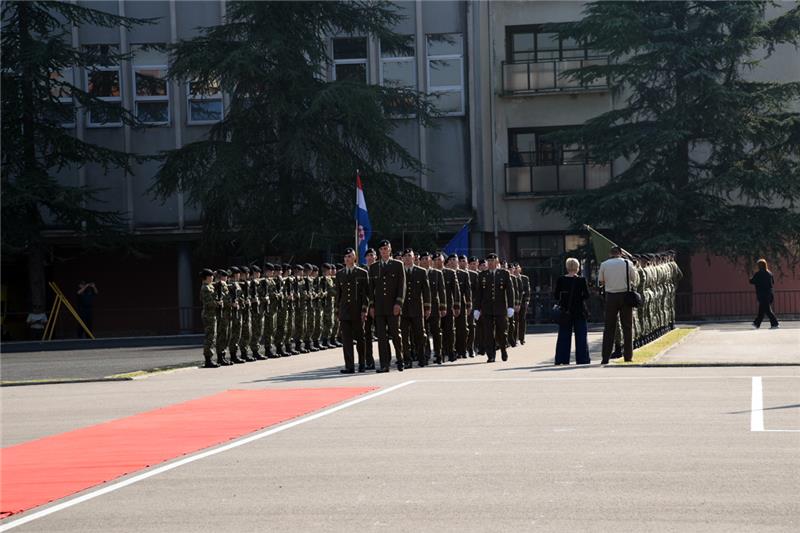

{"left": 308, "top": 265, "right": 322, "bottom": 351}
{"left": 263, "top": 263, "right": 280, "bottom": 358}
{"left": 333, "top": 262, "right": 344, "bottom": 346}
{"left": 249, "top": 264, "right": 267, "bottom": 360}
{"left": 294, "top": 264, "right": 309, "bottom": 353}
{"left": 275, "top": 264, "right": 291, "bottom": 356}
{"left": 200, "top": 269, "right": 220, "bottom": 368}
{"left": 237, "top": 266, "right": 255, "bottom": 361}
{"left": 214, "top": 269, "right": 233, "bottom": 366}
{"left": 227, "top": 266, "right": 246, "bottom": 363}
{"left": 285, "top": 265, "right": 299, "bottom": 354}
{"left": 320, "top": 263, "right": 337, "bottom": 348}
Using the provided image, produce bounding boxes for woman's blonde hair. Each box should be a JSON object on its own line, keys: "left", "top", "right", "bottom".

{"left": 565, "top": 257, "right": 580, "bottom": 273}
{"left": 757, "top": 258, "right": 768, "bottom": 271}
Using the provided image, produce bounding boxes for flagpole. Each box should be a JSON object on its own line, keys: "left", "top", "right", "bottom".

{"left": 355, "top": 170, "right": 360, "bottom": 264}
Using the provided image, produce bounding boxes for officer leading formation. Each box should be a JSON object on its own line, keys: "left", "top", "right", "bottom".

{"left": 199, "top": 240, "right": 679, "bottom": 371}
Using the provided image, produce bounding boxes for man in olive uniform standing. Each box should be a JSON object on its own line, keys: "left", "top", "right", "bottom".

{"left": 336, "top": 248, "right": 370, "bottom": 373}
{"left": 277, "top": 264, "right": 293, "bottom": 356}
{"left": 362, "top": 248, "right": 378, "bottom": 369}
{"left": 438, "top": 252, "right": 461, "bottom": 363}
{"left": 200, "top": 268, "right": 220, "bottom": 368}
{"left": 263, "top": 264, "right": 279, "bottom": 358}
{"left": 214, "top": 269, "right": 233, "bottom": 366}
{"left": 517, "top": 264, "right": 531, "bottom": 345}
{"left": 249, "top": 265, "right": 267, "bottom": 360}
{"left": 473, "top": 253, "right": 515, "bottom": 363}
{"left": 368, "top": 240, "right": 406, "bottom": 372}
{"left": 420, "top": 252, "right": 446, "bottom": 363}
{"left": 237, "top": 266, "right": 255, "bottom": 361}
{"left": 401, "top": 249, "right": 431, "bottom": 368}
{"left": 227, "top": 266, "right": 246, "bottom": 363}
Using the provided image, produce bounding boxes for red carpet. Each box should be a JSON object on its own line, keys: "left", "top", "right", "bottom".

{"left": 0, "top": 387, "right": 375, "bottom": 517}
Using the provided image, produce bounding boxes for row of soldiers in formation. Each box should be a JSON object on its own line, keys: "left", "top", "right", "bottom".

{"left": 626, "top": 251, "right": 683, "bottom": 348}
{"left": 200, "top": 241, "right": 531, "bottom": 371}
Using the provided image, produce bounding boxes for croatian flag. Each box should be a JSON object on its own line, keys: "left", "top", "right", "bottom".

{"left": 355, "top": 173, "right": 372, "bottom": 264}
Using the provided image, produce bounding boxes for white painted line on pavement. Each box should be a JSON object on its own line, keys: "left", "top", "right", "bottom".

{"left": 0, "top": 380, "right": 417, "bottom": 532}
{"left": 751, "top": 376, "right": 764, "bottom": 432}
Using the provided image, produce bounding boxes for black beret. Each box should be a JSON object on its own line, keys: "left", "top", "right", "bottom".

{"left": 378, "top": 239, "right": 391, "bottom": 248}
{"left": 294, "top": 264, "right": 304, "bottom": 270}
{"left": 478, "top": 259, "right": 487, "bottom": 265}
{"left": 323, "top": 263, "right": 332, "bottom": 269}
{"left": 365, "top": 248, "right": 376, "bottom": 256}
{"left": 229, "top": 266, "right": 241, "bottom": 273}
{"left": 200, "top": 268, "right": 215, "bottom": 277}
{"left": 469, "top": 256, "right": 478, "bottom": 262}
{"left": 447, "top": 253, "right": 458, "bottom": 261}
{"left": 303, "top": 263, "right": 313, "bottom": 270}
{"left": 264, "top": 263, "right": 275, "bottom": 270}
{"left": 486, "top": 253, "right": 498, "bottom": 260}
{"left": 282, "top": 263, "right": 291, "bottom": 269}
{"left": 239, "top": 265, "right": 250, "bottom": 273}
{"left": 459, "top": 255, "right": 468, "bottom": 261}
{"left": 336, "top": 263, "right": 344, "bottom": 269}
{"left": 402, "top": 248, "right": 414, "bottom": 256}
{"left": 215, "top": 269, "right": 228, "bottom": 277}
{"left": 344, "top": 247, "right": 355, "bottom": 255}
{"left": 418, "top": 251, "right": 431, "bottom": 258}
{"left": 312, "top": 265, "right": 319, "bottom": 272}
{"left": 250, "top": 264, "right": 261, "bottom": 273}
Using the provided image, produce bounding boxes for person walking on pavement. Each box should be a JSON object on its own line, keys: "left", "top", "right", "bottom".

{"left": 599, "top": 246, "right": 639, "bottom": 364}
{"left": 335, "top": 248, "right": 370, "bottom": 373}
{"left": 473, "top": 253, "right": 514, "bottom": 363}
{"left": 368, "top": 240, "right": 406, "bottom": 372}
{"left": 750, "top": 259, "right": 780, "bottom": 329}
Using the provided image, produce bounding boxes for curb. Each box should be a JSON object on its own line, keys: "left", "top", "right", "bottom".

{"left": 0, "top": 335, "right": 202, "bottom": 354}
{"left": 1, "top": 377, "right": 133, "bottom": 387}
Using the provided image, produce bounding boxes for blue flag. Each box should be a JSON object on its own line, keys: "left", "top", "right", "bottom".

{"left": 355, "top": 175, "right": 372, "bottom": 264}
{"left": 444, "top": 223, "right": 470, "bottom": 257}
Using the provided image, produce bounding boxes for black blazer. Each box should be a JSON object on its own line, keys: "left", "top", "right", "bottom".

{"left": 335, "top": 266, "right": 369, "bottom": 321}
{"left": 749, "top": 270, "right": 774, "bottom": 302}
{"left": 553, "top": 275, "right": 590, "bottom": 319}
{"left": 402, "top": 265, "right": 431, "bottom": 317}
{"left": 474, "top": 269, "right": 514, "bottom": 316}
{"left": 368, "top": 258, "right": 406, "bottom": 315}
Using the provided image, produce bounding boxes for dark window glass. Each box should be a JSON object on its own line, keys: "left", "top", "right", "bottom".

{"left": 333, "top": 37, "right": 367, "bottom": 60}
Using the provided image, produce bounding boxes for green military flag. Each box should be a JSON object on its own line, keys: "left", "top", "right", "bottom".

{"left": 584, "top": 224, "right": 622, "bottom": 262}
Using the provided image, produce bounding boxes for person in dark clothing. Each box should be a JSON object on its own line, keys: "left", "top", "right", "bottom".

{"left": 76, "top": 281, "right": 98, "bottom": 338}
{"left": 750, "top": 259, "right": 779, "bottom": 329}
{"left": 553, "top": 258, "right": 591, "bottom": 365}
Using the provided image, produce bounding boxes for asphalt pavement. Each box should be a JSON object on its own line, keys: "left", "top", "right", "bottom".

{"left": 1, "top": 322, "right": 798, "bottom": 532}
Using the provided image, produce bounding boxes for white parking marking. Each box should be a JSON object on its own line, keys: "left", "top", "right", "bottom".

{"left": 750, "top": 376, "right": 800, "bottom": 433}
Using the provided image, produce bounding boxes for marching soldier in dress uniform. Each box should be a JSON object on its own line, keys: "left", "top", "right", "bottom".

{"left": 466, "top": 256, "right": 480, "bottom": 356}
{"left": 227, "top": 266, "right": 246, "bottom": 363}
{"left": 249, "top": 264, "right": 267, "bottom": 360}
{"left": 473, "top": 253, "right": 515, "bottom": 363}
{"left": 400, "top": 249, "right": 431, "bottom": 368}
{"left": 458, "top": 255, "right": 476, "bottom": 358}
{"left": 507, "top": 262, "right": 522, "bottom": 348}
{"left": 335, "top": 248, "right": 370, "bottom": 373}
{"left": 362, "top": 249, "right": 378, "bottom": 369}
{"left": 214, "top": 269, "right": 233, "bottom": 366}
{"left": 437, "top": 252, "right": 461, "bottom": 363}
{"left": 517, "top": 264, "right": 531, "bottom": 345}
{"left": 368, "top": 240, "right": 406, "bottom": 372}
{"left": 420, "top": 252, "right": 446, "bottom": 364}
{"left": 200, "top": 268, "right": 220, "bottom": 368}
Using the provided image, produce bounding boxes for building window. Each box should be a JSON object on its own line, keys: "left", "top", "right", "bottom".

{"left": 187, "top": 80, "right": 223, "bottom": 124}
{"left": 132, "top": 45, "right": 169, "bottom": 125}
{"left": 50, "top": 69, "right": 75, "bottom": 128}
{"left": 506, "top": 25, "right": 593, "bottom": 63}
{"left": 85, "top": 67, "right": 122, "bottom": 127}
{"left": 380, "top": 36, "right": 415, "bottom": 88}
{"left": 506, "top": 127, "right": 612, "bottom": 194}
{"left": 333, "top": 37, "right": 367, "bottom": 82}
{"left": 426, "top": 33, "right": 464, "bottom": 116}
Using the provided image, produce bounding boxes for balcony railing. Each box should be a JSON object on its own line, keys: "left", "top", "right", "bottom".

{"left": 505, "top": 156, "right": 612, "bottom": 195}
{"left": 502, "top": 57, "right": 609, "bottom": 95}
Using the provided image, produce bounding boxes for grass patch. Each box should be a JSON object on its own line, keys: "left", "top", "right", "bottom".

{"left": 612, "top": 327, "right": 698, "bottom": 365}
{"left": 107, "top": 361, "right": 200, "bottom": 379}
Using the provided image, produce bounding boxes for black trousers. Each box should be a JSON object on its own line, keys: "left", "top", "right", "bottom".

{"left": 507, "top": 313, "right": 517, "bottom": 346}
{"left": 401, "top": 314, "right": 425, "bottom": 365}
{"left": 455, "top": 311, "right": 468, "bottom": 355}
{"left": 518, "top": 302, "right": 528, "bottom": 343}
{"left": 374, "top": 314, "right": 402, "bottom": 369}
{"left": 427, "top": 313, "right": 442, "bottom": 356}
{"left": 602, "top": 292, "right": 633, "bottom": 360}
{"left": 364, "top": 315, "right": 375, "bottom": 366}
{"left": 754, "top": 299, "right": 779, "bottom": 327}
{"left": 442, "top": 314, "right": 456, "bottom": 356}
{"left": 466, "top": 311, "right": 476, "bottom": 353}
{"left": 340, "top": 318, "right": 366, "bottom": 370}
{"left": 481, "top": 314, "right": 507, "bottom": 360}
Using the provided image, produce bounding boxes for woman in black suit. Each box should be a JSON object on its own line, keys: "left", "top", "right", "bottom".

{"left": 553, "top": 258, "right": 591, "bottom": 365}
{"left": 750, "top": 259, "right": 779, "bottom": 329}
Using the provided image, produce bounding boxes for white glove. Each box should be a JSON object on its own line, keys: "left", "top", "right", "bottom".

{"left": 473, "top": 310, "right": 481, "bottom": 321}
{"left": 507, "top": 307, "right": 515, "bottom": 318}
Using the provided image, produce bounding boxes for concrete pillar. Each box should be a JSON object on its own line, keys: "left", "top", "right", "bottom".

{"left": 177, "top": 242, "right": 193, "bottom": 333}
